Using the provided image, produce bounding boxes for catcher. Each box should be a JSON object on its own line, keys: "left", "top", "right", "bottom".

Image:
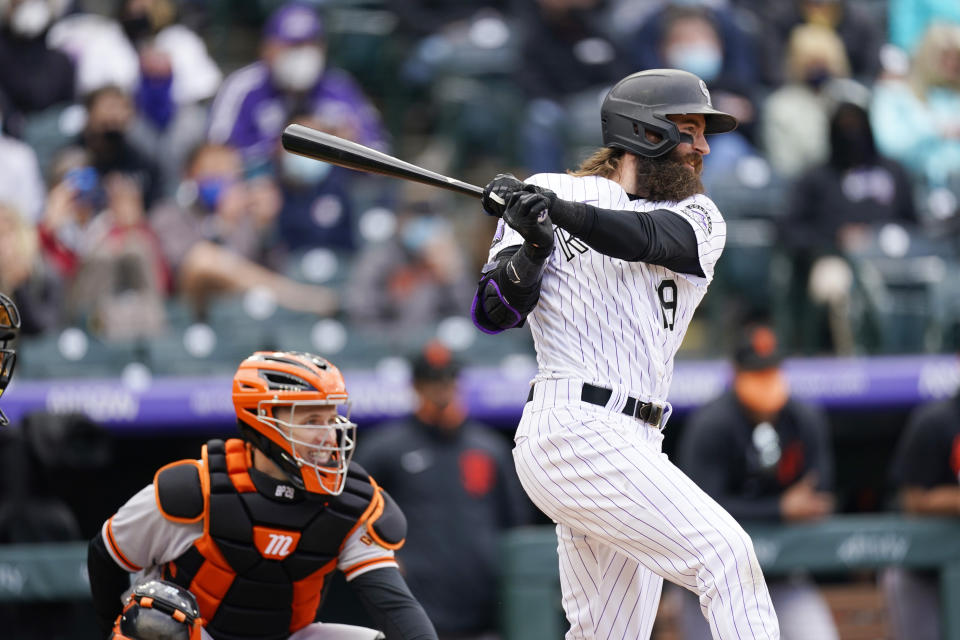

{"left": 0, "top": 292, "right": 19, "bottom": 427}
{"left": 88, "top": 351, "right": 437, "bottom": 640}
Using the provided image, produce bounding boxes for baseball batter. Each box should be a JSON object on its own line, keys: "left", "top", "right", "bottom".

{"left": 472, "top": 69, "right": 780, "bottom": 639}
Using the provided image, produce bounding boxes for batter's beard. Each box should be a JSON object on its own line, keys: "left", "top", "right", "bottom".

{"left": 635, "top": 149, "right": 704, "bottom": 202}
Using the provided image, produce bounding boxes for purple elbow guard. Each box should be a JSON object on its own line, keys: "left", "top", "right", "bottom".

{"left": 471, "top": 277, "right": 523, "bottom": 334}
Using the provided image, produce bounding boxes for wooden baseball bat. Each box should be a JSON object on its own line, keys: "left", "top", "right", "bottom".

{"left": 281, "top": 124, "right": 495, "bottom": 201}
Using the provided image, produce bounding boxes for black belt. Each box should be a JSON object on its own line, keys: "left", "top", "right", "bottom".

{"left": 526, "top": 383, "right": 665, "bottom": 428}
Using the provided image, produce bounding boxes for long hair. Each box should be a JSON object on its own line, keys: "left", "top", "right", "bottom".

{"left": 568, "top": 147, "right": 625, "bottom": 179}
{"left": 911, "top": 23, "right": 960, "bottom": 97}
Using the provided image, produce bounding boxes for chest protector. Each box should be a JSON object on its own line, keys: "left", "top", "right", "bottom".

{"left": 155, "top": 439, "right": 403, "bottom": 640}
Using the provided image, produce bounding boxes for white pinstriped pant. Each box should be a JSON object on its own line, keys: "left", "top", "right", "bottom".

{"left": 513, "top": 379, "right": 780, "bottom": 640}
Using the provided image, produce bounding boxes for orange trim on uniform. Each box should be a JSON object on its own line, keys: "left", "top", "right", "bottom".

{"left": 153, "top": 460, "right": 205, "bottom": 524}
{"left": 193, "top": 532, "right": 232, "bottom": 575}
{"left": 342, "top": 556, "right": 397, "bottom": 579}
{"left": 200, "top": 445, "right": 213, "bottom": 539}
{"left": 105, "top": 516, "right": 142, "bottom": 572}
{"left": 140, "top": 597, "right": 154, "bottom": 609}
{"left": 289, "top": 559, "right": 337, "bottom": 632}
{"left": 366, "top": 525, "right": 404, "bottom": 551}
{"left": 363, "top": 477, "right": 404, "bottom": 551}
{"left": 339, "top": 479, "right": 383, "bottom": 554}
{"left": 188, "top": 445, "right": 234, "bottom": 627}
{"left": 225, "top": 439, "right": 257, "bottom": 493}
{"left": 189, "top": 553, "right": 235, "bottom": 624}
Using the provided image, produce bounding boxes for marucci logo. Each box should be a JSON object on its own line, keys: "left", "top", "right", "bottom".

{"left": 253, "top": 526, "right": 302, "bottom": 560}
{"left": 266, "top": 534, "right": 293, "bottom": 556}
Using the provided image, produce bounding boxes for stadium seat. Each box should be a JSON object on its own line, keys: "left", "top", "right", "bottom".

{"left": 845, "top": 224, "right": 957, "bottom": 353}
{"left": 20, "top": 101, "right": 83, "bottom": 175}
{"left": 15, "top": 329, "right": 147, "bottom": 380}
{"left": 144, "top": 323, "right": 268, "bottom": 377}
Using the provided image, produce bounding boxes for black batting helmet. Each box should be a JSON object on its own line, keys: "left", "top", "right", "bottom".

{"left": 0, "top": 293, "right": 20, "bottom": 427}
{"left": 601, "top": 68, "right": 737, "bottom": 158}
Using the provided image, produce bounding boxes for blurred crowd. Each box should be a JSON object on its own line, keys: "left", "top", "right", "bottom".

{"left": 2, "top": 0, "right": 960, "bottom": 378}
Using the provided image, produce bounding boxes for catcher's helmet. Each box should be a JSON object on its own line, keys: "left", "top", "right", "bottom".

{"left": 112, "top": 580, "right": 203, "bottom": 640}
{"left": 601, "top": 68, "right": 737, "bottom": 158}
{"left": 0, "top": 293, "right": 20, "bottom": 427}
{"left": 232, "top": 351, "right": 356, "bottom": 495}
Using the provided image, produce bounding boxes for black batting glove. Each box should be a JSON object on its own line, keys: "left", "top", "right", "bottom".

{"left": 482, "top": 173, "right": 526, "bottom": 218}
{"left": 503, "top": 188, "right": 556, "bottom": 257}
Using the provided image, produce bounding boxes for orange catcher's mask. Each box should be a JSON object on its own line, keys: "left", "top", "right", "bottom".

{"left": 232, "top": 351, "right": 357, "bottom": 495}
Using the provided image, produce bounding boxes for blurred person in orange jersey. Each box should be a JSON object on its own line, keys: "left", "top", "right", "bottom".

{"left": 674, "top": 322, "right": 839, "bottom": 640}
{"left": 356, "top": 341, "right": 532, "bottom": 639}
{"left": 881, "top": 374, "right": 960, "bottom": 640}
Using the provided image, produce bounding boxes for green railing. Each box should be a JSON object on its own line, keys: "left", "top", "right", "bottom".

{"left": 3, "top": 516, "right": 959, "bottom": 638}
{"left": 500, "top": 515, "right": 960, "bottom": 640}
{"left": 0, "top": 541, "right": 89, "bottom": 601}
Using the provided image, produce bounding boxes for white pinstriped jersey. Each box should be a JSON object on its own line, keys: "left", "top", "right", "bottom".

{"left": 487, "top": 173, "right": 726, "bottom": 408}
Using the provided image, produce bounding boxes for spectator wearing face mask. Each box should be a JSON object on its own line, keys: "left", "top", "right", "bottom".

{"left": 622, "top": 1, "right": 761, "bottom": 90}
{"left": 753, "top": 0, "right": 884, "bottom": 88}
{"left": 274, "top": 113, "right": 359, "bottom": 253}
{"left": 149, "top": 141, "right": 337, "bottom": 317}
{"left": 646, "top": 7, "right": 764, "bottom": 183}
{"left": 0, "top": 0, "right": 75, "bottom": 132}
{"left": 760, "top": 23, "right": 869, "bottom": 179}
{"left": 37, "top": 145, "right": 171, "bottom": 340}
{"left": 783, "top": 101, "right": 917, "bottom": 354}
{"left": 207, "top": 2, "right": 388, "bottom": 168}
{"left": 344, "top": 200, "right": 473, "bottom": 336}
{"left": 76, "top": 85, "right": 162, "bottom": 210}
{"left": 117, "top": 0, "right": 223, "bottom": 198}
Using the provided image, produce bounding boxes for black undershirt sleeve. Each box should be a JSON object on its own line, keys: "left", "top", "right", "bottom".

{"left": 349, "top": 567, "right": 438, "bottom": 640}
{"left": 87, "top": 533, "right": 132, "bottom": 634}
{"left": 549, "top": 199, "right": 705, "bottom": 277}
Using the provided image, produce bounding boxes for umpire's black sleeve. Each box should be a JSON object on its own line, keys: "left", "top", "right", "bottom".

{"left": 549, "top": 199, "right": 705, "bottom": 276}
{"left": 87, "top": 532, "right": 132, "bottom": 633}
{"left": 348, "top": 567, "right": 438, "bottom": 640}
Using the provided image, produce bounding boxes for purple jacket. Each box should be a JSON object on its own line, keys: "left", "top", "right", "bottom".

{"left": 207, "top": 61, "right": 387, "bottom": 161}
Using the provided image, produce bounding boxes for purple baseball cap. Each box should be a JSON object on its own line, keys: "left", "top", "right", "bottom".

{"left": 264, "top": 2, "right": 324, "bottom": 44}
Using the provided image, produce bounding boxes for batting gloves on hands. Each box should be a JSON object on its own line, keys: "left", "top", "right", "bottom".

{"left": 504, "top": 188, "right": 556, "bottom": 257}
{"left": 482, "top": 173, "right": 556, "bottom": 256}
{"left": 482, "top": 173, "right": 525, "bottom": 218}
